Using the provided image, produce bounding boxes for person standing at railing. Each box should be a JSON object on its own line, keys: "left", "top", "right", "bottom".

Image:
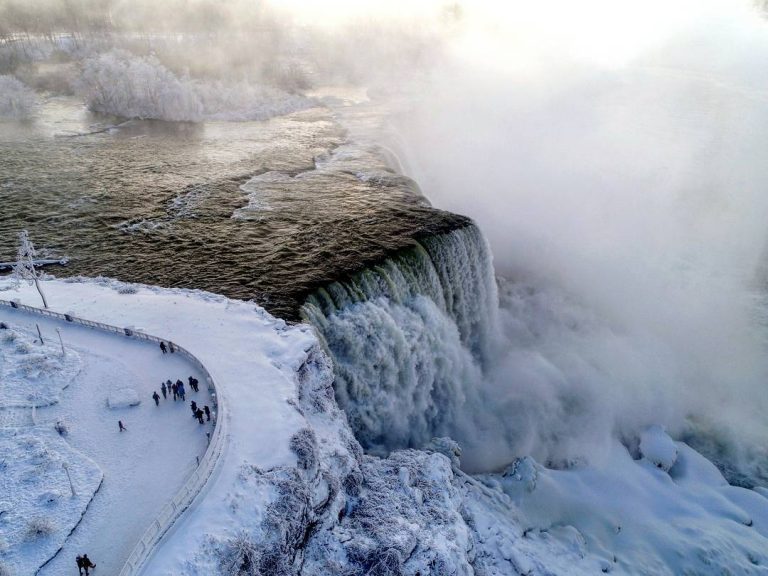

{"left": 159, "top": 341, "right": 167, "bottom": 354}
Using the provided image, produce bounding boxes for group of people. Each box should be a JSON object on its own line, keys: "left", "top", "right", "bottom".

{"left": 153, "top": 375, "right": 201, "bottom": 404}
{"left": 75, "top": 553, "right": 95, "bottom": 575}
{"left": 190, "top": 399, "right": 211, "bottom": 424}
{"left": 158, "top": 340, "right": 175, "bottom": 354}
{"left": 151, "top": 376, "right": 212, "bottom": 426}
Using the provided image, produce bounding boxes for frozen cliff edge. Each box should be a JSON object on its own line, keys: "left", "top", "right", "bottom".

{"left": 4, "top": 277, "right": 768, "bottom": 575}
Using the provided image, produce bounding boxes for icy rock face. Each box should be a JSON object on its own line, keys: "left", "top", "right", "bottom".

{"left": 302, "top": 450, "right": 475, "bottom": 576}
{"left": 192, "top": 347, "right": 478, "bottom": 576}
{"left": 639, "top": 426, "right": 678, "bottom": 472}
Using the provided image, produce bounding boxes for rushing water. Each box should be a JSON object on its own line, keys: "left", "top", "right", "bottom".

{"left": 0, "top": 96, "right": 467, "bottom": 320}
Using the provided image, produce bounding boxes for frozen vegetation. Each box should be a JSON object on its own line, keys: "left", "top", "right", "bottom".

{"left": 0, "top": 428, "right": 102, "bottom": 576}
{"left": 0, "top": 76, "right": 39, "bottom": 120}
{"left": 0, "top": 326, "right": 81, "bottom": 408}
{"left": 4, "top": 276, "right": 768, "bottom": 576}
{"left": 77, "top": 50, "right": 316, "bottom": 122}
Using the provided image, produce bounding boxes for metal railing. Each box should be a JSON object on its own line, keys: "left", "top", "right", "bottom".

{"left": 0, "top": 297, "right": 228, "bottom": 576}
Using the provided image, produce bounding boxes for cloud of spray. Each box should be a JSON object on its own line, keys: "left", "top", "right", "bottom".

{"left": 390, "top": 0, "right": 768, "bottom": 473}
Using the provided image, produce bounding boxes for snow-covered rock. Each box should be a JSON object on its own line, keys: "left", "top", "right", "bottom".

{"left": 107, "top": 387, "right": 141, "bottom": 409}
{"left": 640, "top": 425, "right": 678, "bottom": 472}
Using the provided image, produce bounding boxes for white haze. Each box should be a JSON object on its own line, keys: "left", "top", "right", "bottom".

{"left": 391, "top": 0, "right": 768, "bottom": 472}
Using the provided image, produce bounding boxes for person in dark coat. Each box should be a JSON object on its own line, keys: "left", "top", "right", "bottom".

{"left": 196, "top": 408, "right": 204, "bottom": 424}
{"left": 119, "top": 420, "right": 127, "bottom": 432}
{"left": 190, "top": 400, "right": 198, "bottom": 415}
{"left": 82, "top": 554, "right": 96, "bottom": 575}
{"left": 161, "top": 382, "right": 167, "bottom": 399}
{"left": 159, "top": 341, "right": 167, "bottom": 354}
{"left": 153, "top": 391, "right": 160, "bottom": 406}
{"left": 204, "top": 405, "right": 211, "bottom": 421}
{"left": 76, "top": 555, "right": 84, "bottom": 575}
{"left": 172, "top": 382, "right": 178, "bottom": 401}
{"left": 169, "top": 342, "right": 175, "bottom": 353}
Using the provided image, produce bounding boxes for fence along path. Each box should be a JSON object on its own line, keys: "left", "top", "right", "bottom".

{"left": 0, "top": 298, "right": 228, "bottom": 576}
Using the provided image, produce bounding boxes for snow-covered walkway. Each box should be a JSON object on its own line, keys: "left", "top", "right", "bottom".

{"left": 0, "top": 299, "right": 211, "bottom": 575}
{"left": 1, "top": 277, "right": 316, "bottom": 575}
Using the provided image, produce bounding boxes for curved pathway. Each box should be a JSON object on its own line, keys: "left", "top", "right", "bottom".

{"left": 0, "top": 300, "right": 220, "bottom": 576}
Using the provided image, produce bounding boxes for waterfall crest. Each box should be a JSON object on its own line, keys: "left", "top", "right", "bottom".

{"left": 301, "top": 223, "right": 499, "bottom": 455}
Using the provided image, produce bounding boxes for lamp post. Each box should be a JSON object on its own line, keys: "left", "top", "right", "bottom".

{"left": 56, "top": 327, "right": 65, "bottom": 356}
{"left": 62, "top": 462, "right": 76, "bottom": 497}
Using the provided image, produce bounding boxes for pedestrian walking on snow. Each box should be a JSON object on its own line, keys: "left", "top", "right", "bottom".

{"left": 178, "top": 382, "right": 186, "bottom": 401}
{"left": 153, "top": 391, "right": 160, "bottom": 406}
{"left": 76, "top": 555, "right": 84, "bottom": 575}
{"left": 190, "top": 400, "right": 198, "bottom": 415}
{"left": 159, "top": 341, "right": 167, "bottom": 354}
{"left": 196, "top": 408, "right": 205, "bottom": 424}
{"left": 119, "top": 420, "right": 127, "bottom": 432}
{"left": 161, "top": 382, "right": 167, "bottom": 399}
{"left": 172, "top": 383, "right": 178, "bottom": 401}
{"left": 204, "top": 405, "right": 211, "bottom": 421}
{"left": 82, "top": 553, "right": 95, "bottom": 575}
{"left": 188, "top": 375, "right": 197, "bottom": 393}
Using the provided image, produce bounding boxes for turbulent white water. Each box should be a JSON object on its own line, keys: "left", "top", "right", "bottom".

{"left": 302, "top": 224, "right": 500, "bottom": 460}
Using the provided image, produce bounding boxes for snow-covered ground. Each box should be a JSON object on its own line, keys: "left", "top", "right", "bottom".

{"left": 0, "top": 292, "right": 210, "bottom": 575}
{"left": 4, "top": 276, "right": 768, "bottom": 576}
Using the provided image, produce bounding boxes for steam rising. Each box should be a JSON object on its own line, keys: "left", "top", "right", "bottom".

{"left": 394, "top": 0, "right": 768, "bottom": 474}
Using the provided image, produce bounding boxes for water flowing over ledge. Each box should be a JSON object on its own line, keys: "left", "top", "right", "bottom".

{"left": 302, "top": 222, "right": 500, "bottom": 455}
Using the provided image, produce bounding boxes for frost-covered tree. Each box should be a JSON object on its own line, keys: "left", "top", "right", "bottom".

{"left": 0, "top": 75, "right": 39, "bottom": 119}
{"left": 12, "top": 230, "right": 49, "bottom": 308}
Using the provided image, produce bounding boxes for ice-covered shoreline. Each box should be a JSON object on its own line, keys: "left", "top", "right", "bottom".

{"left": 4, "top": 276, "right": 768, "bottom": 575}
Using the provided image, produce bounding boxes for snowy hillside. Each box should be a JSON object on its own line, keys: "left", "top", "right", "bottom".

{"left": 3, "top": 277, "right": 768, "bottom": 575}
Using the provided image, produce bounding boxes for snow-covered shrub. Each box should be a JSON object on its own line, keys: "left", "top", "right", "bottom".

{"left": 39, "top": 490, "right": 63, "bottom": 505}
{"left": 117, "top": 284, "right": 139, "bottom": 294}
{"left": 25, "top": 517, "right": 56, "bottom": 539}
{"left": 78, "top": 50, "right": 201, "bottom": 121}
{"left": 77, "top": 50, "right": 314, "bottom": 122}
{"left": 0, "top": 76, "right": 39, "bottom": 119}
{"left": 220, "top": 531, "right": 258, "bottom": 576}
{"left": 290, "top": 428, "right": 318, "bottom": 471}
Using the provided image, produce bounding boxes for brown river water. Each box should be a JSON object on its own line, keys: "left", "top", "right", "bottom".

{"left": 0, "top": 96, "right": 467, "bottom": 320}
